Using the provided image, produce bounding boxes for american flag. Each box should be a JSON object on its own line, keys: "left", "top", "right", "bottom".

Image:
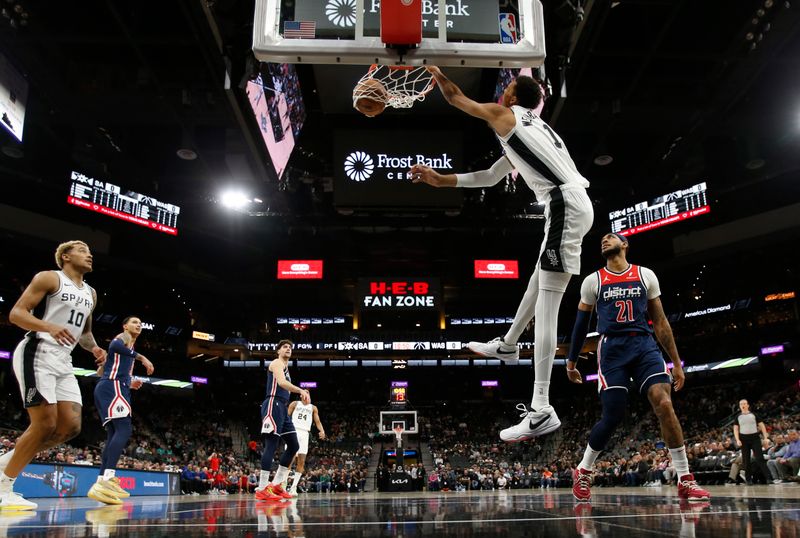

{"left": 284, "top": 20, "right": 316, "bottom": 39}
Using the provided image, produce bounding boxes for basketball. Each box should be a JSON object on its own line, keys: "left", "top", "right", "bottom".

{"left": 354, "top": 78, "right": 388, "bottom": 117}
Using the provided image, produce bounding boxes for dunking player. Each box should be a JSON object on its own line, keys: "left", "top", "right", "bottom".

{"left": 256, "top": 340, "right": 311, "bottom": 501}
{"left": 287, "top": 399, "right": 326, "bottom": 495}
{"left": 88, "top": 316, "right": 155, "bottom": 505}
{"left": 411, "top": 67, "right": 594, "bottom": 441}
{"left": 566, "top": 233, "right": 710, "bottom": 502}
{"left": 0, "top": 241, "right": 106, "bottom": 510}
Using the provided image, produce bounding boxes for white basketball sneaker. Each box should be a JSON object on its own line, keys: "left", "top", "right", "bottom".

{"left": 467, "top": 337, "right": 519, "bottom": 363}
{"left": 0, "top": 491, "right": 38, "bottom": 511}
{"left": 500, "top": 404, "right": 561, "bottom": 442}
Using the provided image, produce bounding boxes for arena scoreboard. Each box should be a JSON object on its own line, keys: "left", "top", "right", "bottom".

{"left": 68, "top": 171, "right": 180, "bottom": 235}
{"left": 609, "top": 182, "right": 709, "bottom": 236}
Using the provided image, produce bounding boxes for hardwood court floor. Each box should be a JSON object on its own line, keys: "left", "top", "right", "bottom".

{"left": 1, "top": 486, "right": 799, "bottom": 537}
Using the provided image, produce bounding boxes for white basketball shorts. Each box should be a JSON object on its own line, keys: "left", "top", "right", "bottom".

{"left": 12, "top": 335, "right": 82, "bottom": 408}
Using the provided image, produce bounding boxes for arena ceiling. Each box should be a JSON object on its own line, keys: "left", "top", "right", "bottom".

{"left": 1, "top": 0, "right": 799, "bottom": 305}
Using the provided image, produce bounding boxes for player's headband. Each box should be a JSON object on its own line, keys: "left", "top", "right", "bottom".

{"left": 608, "top": 232, "right": 629, "bottom": 244}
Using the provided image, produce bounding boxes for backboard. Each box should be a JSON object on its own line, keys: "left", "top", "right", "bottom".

{"left": 379, "top": 410, "right": 418, "bottom": 435}
{"left": 253, "top": 0, "right": 546, "bottom": 68}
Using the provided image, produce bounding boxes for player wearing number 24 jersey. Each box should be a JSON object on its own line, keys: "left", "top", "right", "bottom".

{"left": 2, "top": 241, "right": 106, "bottom": 511}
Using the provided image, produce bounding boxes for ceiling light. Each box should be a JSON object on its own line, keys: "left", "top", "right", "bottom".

{"left": 220, "top": 190, "right": 250, "bottom": 209}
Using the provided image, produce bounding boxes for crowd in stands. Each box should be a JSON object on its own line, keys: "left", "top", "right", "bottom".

{"left": 2, "top": 374, "right": 800, "bottom": 495}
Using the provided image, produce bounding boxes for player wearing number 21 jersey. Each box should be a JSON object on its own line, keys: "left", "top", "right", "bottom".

{"left": 565, "top": 233, "right": 709, "bottom": 504}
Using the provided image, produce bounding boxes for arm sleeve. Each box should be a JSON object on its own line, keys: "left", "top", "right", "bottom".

{"left": 455, "top": 156, "right": 514, "bottom": 188}
{"left": 567, "top": 308, "right": 592, "bottom": 362}
{"left": 579, "top": 273, "right": 599, "bottom": 306}
{"left": 108, "top": 338, "right": 137, "bottom": 359}
{"left": 640, "top": 267, "right": 661, "bottom": 299}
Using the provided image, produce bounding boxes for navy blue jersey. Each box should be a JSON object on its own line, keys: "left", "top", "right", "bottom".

{"left": 594, "top": 265, "right": 652, "bottom": 335}
{"left": 102, "top": 338, "right": 136, "bottom": 385}
{"left": 264, "top": 360, "right": 291, "bottom": 403}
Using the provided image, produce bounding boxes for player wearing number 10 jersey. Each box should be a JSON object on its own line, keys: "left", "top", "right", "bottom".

{"left": 565, "top": 233, "right": 709, "bottom": 503}
{"left": 2, "top": 241, "right": 106, "bottom": 511}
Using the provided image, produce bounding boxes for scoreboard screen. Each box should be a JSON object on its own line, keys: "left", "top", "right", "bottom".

{"left": 609, "top": 182, "right": 710, "bottom": 236}
{"left": 68, "top": 171, "right": 180, "bottom": 236}
{"left": 390, "top": 381, "right": 408, "bottom": 407}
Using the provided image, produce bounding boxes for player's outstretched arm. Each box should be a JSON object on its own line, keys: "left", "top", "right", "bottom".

{"left": 426, "top": 66, "right": 511, "bottom": 130}
{"left": 647, "top": 297, "right": 684, "bottom": 390}
{"left": 412, "top": 157, "right": 513, "bottom": 189}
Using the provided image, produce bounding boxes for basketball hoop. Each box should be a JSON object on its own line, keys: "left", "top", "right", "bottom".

{"left": 352, "top": 64, "right": 435, "bottom": 114}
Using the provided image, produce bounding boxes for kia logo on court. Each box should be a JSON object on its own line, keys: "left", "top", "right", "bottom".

{"left": 326, "top": 0, "right": 356, "bottom": 27}
{"left": 344, "top": 151, "right": 375, "bottom": 182}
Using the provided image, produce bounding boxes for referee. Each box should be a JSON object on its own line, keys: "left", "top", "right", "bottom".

{"left": 734, "top": 399, "right": 770, "bottom": 485}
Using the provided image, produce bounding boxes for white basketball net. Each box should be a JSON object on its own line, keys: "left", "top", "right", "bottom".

{"left": 353, "top": 65, "right": 436, "bottom": 110}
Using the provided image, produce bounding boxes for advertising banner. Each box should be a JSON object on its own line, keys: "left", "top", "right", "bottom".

{"left": 15, "top": 463, "right": 180, "bottom": 498}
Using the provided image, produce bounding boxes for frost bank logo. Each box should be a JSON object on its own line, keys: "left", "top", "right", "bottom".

{"left": 326, "top": 0, "right": 356, "bottom": 27}
{"left": 344, "top": 151, "right": 374, "bottom": 182}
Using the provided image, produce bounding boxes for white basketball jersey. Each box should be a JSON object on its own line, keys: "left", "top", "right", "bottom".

{"left": 498, "top": 105, "right": 590, "bottom": 202}
{"left": 33, "top": 271, "right": 94, "bottom": 350}
{"left": 291, "top": 402, "right": 314, "bottom": 432}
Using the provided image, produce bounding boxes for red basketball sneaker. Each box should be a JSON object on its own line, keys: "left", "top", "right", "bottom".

{"left": 267, "top": 484, "right": 294, "bottom": 500}
{"left": 677, "top": 474, "right": 710, "bottom": 502}
{"left": 572, "top": 467, "right": 592, "bottom": 502}
{"left": 255, "top": 487, "right": 283, "bottom": 502}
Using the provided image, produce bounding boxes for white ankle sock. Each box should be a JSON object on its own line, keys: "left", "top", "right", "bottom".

{"left": 290, "top": 472, "right": 302, "bottom": 491}
{"left": 103, "top": 469, "right": 116, "bottom": 480}
{"left": 0, "top": 473, "right": 16, "bottom": 494}
{"left": 670, "top": 446, "right": 690, "bottom": 478}
{"left": 259, "top": 470, "right": 271, "bottom": 489}
{"left": 271, "top": 465, "right": 290, "bottom": 486}
{"left": 579, "top": 445, "right": 601, "bottom": 471}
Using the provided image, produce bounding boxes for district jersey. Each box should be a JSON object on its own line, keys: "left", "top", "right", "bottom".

{"left": 497, "top": 105, "right": 590, "bottom": 203}
{"left": 101, "top": 338, "right": 137, "bottom": 385}
{"left": 580, "top": 265, "right": 660, "bottom": 335}
{"left": 32, "top": 271, "right": 94, "bottom": 350}
{"left": 291, "top": 402, "right": 314, "bottom": 432}
{"left": 264, "top": 360, "right": 291, "bottom": 402}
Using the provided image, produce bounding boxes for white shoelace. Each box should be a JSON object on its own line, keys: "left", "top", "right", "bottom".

{"left": 514, "top": 403, "right": 530, "bottom": 418}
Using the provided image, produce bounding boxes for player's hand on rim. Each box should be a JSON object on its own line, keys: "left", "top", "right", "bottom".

{"left": 49, "top": 324, "right": 76, "bottom": 346}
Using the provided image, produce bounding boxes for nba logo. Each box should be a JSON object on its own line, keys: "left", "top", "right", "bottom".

{"left": 499, "top": 13, "right": 517, "bottom": 44}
